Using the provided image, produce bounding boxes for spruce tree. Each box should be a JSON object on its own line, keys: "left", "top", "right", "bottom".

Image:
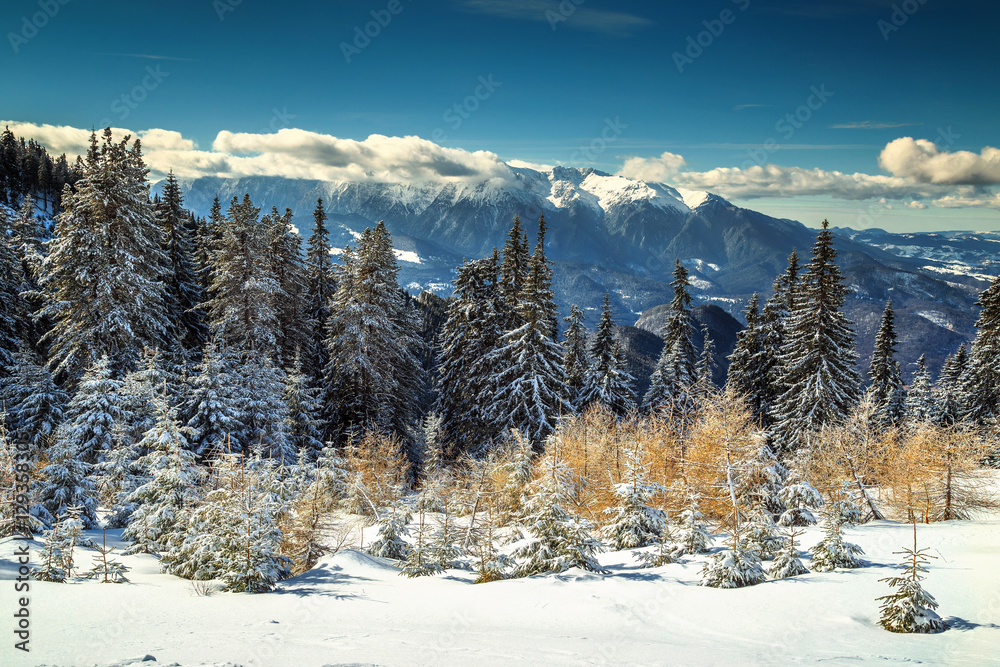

{"left": 490, "top": 221, "right": 570, "bottom": 446}
{"left": 283, "top": 351, "right": 325, "bottom": 460}
{"left": 562, "top": 305, "right": 590, "bottom": 411}
{"left": 237, "top": 356, "right": 294, "bottom": 463}
{"left": 580, "top": 293, "right": 635, "bottom": 416}
{"left": 1, "top": 349, "right": 67, "bottom": 454}
{"left": 39, "top": 130, "right": 169, "bottom": 382}
{"left": 600, "top": 439, "right": 665, "bottom": 550}
{"left": 0, "top": 225, "right": 25, "bottom": 369}
{"left": 266, "top": 206, "right": 310, "bottom": 366}
{"left": 869, "top": 300, "right": 905, "bottom": 427}
{"left": 727, "top": 294, "right": 769, "bottom": 423}
{"left": 203, "top": 194, "right": 283, "bottom": 360}
{"left": 936, "top": 344, "right": 968, "bottom": 426}
{"left": 435, "top": 255, "right": 505, "bottom": 452}
{"left": 877, "top": 522, "right": 946, "bottom": 633}
{"left": 156, "top": 171, "right": 206, "bottom": 352}
{"left": 304, "top": 198, "right": 335, "bottom": 381}
{"left": 964, "top": 272, "right": 1000, "bottom": 424}
{"left": 694, "top": 324, "right": 718, "bottom": 401}
{"left": 184, "top": 340, "right": 243, "bottom": 459}
{"left": 324, "top": 222, "right": 424, "bottom": 441}
{"left": 35, "top": 434, "right": 99, "bottom": 529}
{"left": 57, "top": 355, "right": 124, "bottom": 464}
{"left": 904, "top": 355, "right": 935, "bottom": 425}
{"left": 644, "top": 261, "right": 697, "bottom": 416}
{"left": 771, "top": 221, "right": 860, "bottom": 455}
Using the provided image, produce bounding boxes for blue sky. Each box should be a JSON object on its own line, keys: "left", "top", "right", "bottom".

{"left": 2, "top": 0, "right": 999, "bottom": 231}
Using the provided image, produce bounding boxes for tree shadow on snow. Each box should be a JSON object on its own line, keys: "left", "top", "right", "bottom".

{"left": 943, "top": 616, "right": 1000, "bottom": 632}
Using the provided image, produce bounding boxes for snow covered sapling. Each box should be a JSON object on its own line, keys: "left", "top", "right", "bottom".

{"left": 769, "top": 479, "right": 823, "bottom": 579}
{"left": 810, "top": 486, "right": 864, "bottom": 572}
{"left": 35, "top": 430, "right": 100, "bottom": 529}
{"left": 368, "top": 496, "right": 412, "bottom": 561}
{"left": 31, "top": 508, "right": 88, "bottom": 581}
{"left": 671, "top": 488, "right": 713, "bottom": 557}
{"left": 602, "top": 438, "right": 666, "bottom": 551}
{"left": 877, "top": 521, "right": 946, "bottom": 633}
{"left": 83, "top": 528, "right": 130, "bottom": 583}
{"left": 399, "top": 506, "right": 443, "bottom": 578}
{"left": 512, "top": 453, "right": 606, "bottom": 577}
{"left": 700, "top": 522, "right": 767, "bottom": 589}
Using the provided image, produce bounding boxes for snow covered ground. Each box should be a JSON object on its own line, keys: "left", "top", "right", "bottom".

{"left": 4, "top": 511, "right": 999, "bottom": 666}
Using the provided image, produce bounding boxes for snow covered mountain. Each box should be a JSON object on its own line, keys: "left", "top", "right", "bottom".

{"left": 166, "top": 166, "right": 993, "bottom": 378}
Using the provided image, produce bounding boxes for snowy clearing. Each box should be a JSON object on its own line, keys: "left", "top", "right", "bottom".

{"left": 4, "top": 513, "right": 999, "bottom": 667}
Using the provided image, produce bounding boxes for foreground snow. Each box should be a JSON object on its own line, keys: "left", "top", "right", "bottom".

{"left": 3, "top": 517, "right": 999, "bottom": 666}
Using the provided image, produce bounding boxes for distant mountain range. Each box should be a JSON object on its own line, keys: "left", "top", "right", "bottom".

{"left": 164, "top": 167, "right": 998, "bottom": 383}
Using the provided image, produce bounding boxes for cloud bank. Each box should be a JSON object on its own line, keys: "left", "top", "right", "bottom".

{"left": 4, "top": 120, "right": 998, "bottom": 210}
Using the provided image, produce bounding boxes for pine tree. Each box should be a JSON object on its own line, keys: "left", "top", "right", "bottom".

{"left": 283, "top": 351, "right": 325, "bottom": 460}
{"left": 644, "top": 261, "right": 697, "bottom": 416}
{"left": 236, "top": 356, "right": 293, "bottom": 463}
{"left": 156, "top": 171, "right": 206, "bottom": 352}
{"left": 82, "top": 528, "right": 131, "bottom": 583}
{"left": 600, "top": 438, "right": 665, "bottom": 550}
{"left": 512, "top": 453, "right": 605, "bottom": 577}
{"left": 184, "top": 340, "right": 243, "bottom": 459}
{"left": 368, "top": 501, "right": 413, "bottom": 561}
{"left": 694, "top": 324, "right": 718, "bottom": 401}
{"left": 869, "top": 300, "right": 905, "bottom": 427}
{"left": 39, "top": 130, "right": 169, "bottom": 382}
{"left": 727, "top": 294, "right": 771, "bottom": 425}
{"left": 203, "top": 194, "right": 283, "bottom": 359}
{"left": 266, "top": 206, "right": 310, "bottom": 366}
{"left": 810, "top": 487, "right": 865, "bottom": 571}
{"left": 904, "top": 355, "right": 935, "bottom": 424}
{"left": 0, "top": 223, "right": 25, "bottom": 369}
{"left": 580, "top": 293, "right": 635, "bottom": 416}
{"left": 936, "top": 344, "right": 968, "bottom": 426}
{"left": 93, "top": 425, "right": 143, "bottom": 529}
{"left": 877, "top": 521, "right": 946, "bottom": 633}
{"left": 435, "top": 256, "right": 506, "bottom": 452}
{"left": 700, "top": 524, "right": 767, "bottom": 589}
{"left": 57, "top": 355, "right": 124, "bottom": 464}
{"left": 771, "top": 221, "right": 860, "bottom": 455}
{"left": 399, "top": 506, "right": 443, "bottom": 577}
{"left": 769, "top": 479, "right": 823, "bottom": 579}
{"left": 35, "top": 434, "right": 99, "bottom": 529}
{"left": 122, "top": 400, "right": 203, "bottom": 554}
{"left": 304, "top": 198, "right": 335, "bottom": 381}
{"left": 562, "top": 305, "right": 590, "bottom": 411}
{"left": 671, "top": 488, "right": 713, "bottom": 556}
{"left": 963, "top": 273, "right": 1000, "bottom": 424}
{"left": 758, "top": 252, "right": 802, "bottom": 427}
{"left": 1, "top": 349, "right": 67, "bottom": 454}
{"left": 324, "top": 222, "right": 424, "bottom": 441}
{"left": 490, "top": 222, "right": 570, "bottom": 446}
{"left": 499, "top": 214, "right": 530, "bottom": 329}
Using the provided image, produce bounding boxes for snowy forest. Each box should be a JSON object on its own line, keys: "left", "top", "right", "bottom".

{"left": 1, "top": 128, "right": 998, "bottom": 626}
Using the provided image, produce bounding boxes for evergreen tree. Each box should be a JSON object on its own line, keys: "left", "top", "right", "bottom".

{"left": 600, "top": 439, "right": 665, "bottom": 550}
{"left": 39, "top": 130, "right": 169, "bottom": 382}
{"left": 184, "top": 340, "right": 243, "bottom": 459}
{"left": 368, "top": 502, "right": 413, "bottom": 561}
{"left": 35, "top": 434, "right": 99, "bottom": 529}
{"left": 964, "top": 272, "right": 1000, "bottom": 424}
{"left": 203, "top": 194, "right": 283, "bottom": 359}
{"left": 936, "top": 344, "right": 968, "bottom": 426}
{"left": 869, "top": 300, "right": 905, "bottom": 427}
{"left": 562, "top": 305, "right": 590, "bottom": 411}
{"left": 512, "top": 453, "right": 605, "bottom": 577}
{"left": 0, "top": 224, "right": 25, "bottom": 368}
{"left": 237, "top": 356, "right": 293, "bottom": 463}
{"left": 435, "top": 256, "right": 506, "bottom": 452}
{"left": 324, "top": 222, "right": 424, "bottom": 441}
{"left": 580, "top": 293, "right": 636, "bottom": 416}
{"left": 728, "top": 294, "right": 766, "bottom": 421}
{"left": 283, "top": 351, "right": 325, "bottom": 459}
{"left": 122, "top": 400, "right": 203, "bottom": 554}
{"left": 82, "top": 528, "right": 131, "bottom": 583}
{"left": 304, "top": 198, "right": 335, "bottom": 381}
{"left": 810, "top": 488, "right": 865, "bottom": 571}
{"left": 57, "top": 355, "right": 124, "bottom": 464}
{"left": 266, "top": 206, "right": 310, "bottom": 366}
{"left": 694, "top": 324, "right": 718, "bottom": 401}
{"left": 156, "top": 171, "right": 206, "bottom": 352}
{"left": 489, "top": 251, "right": 571, "bottom": 444}
{"left": 771, "top": 221, "right": 860, "bottom": 455}
{"left": 757, "top": 252, "right": 802, "bottom": 427}
{"left": 499, "top": 214, "right": 530, "bottom": 329}
{"left": 877, "top": 522, "right": 946, "bottom": 633}
{"left": 644, "top": 261, "right": 697, "bottom": 415}
{"left": 671, "top": 488, "right": 713, "bottom": 556}
{"left": 904, "top": 355, "right": 935, "bottom": 424}
{"left": 1, "top": 349, "right": 67, "bottom": 454}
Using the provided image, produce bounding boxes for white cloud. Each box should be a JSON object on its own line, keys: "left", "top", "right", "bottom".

{"left": 617, "top": 151, "right": 687, "bottom": 183}
{"left": 458, "top": 0, "right": 651, "bottom": 36}
{"left": 878, "top": 137, "right": 1000, "bottom": 185}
